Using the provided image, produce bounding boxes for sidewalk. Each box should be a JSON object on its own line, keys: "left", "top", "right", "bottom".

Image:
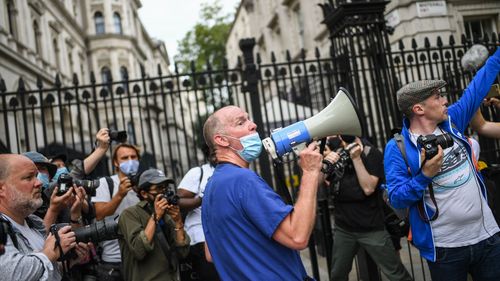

{"left": 300, "top": 238, "right": 432, "bottom": 281}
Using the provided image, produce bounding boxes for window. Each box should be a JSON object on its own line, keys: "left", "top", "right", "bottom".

{"left": 464, "top": 16, "right": 497, "bottom": 42}
{"left": 6, "top": 0, "right": 18, "bottom": 38}
{"left": 53, "top": 38, "right": 61, "bottom": 69}
{"left": 33, "top": 20, "right": 42, "bottom": 54}
{"left": 113, "top": 12, "right": 122, "bottom": 34}
{"left": 120, "top": 66, "right": 128, "bottom": 90}
{"left": 94, "top": 11, "right": 105, "bottom": 34}
{"left": 101, "top": 66, "right": 111, "bottom": 83}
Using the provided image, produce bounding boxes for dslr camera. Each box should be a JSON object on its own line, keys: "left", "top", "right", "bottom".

{"left": 50, "top": 216, "right": 119, "bottom": 244}
{"left": 322, "top": 143, "right": 359, "bottom": 180}
{"left": 109, "top": 130, "right": 127, "bottom": 143}
{"left": 57, "top": 173, "right": 100, "bottom": 196}
{"left": 161, "top": 190, "right": 179, "bottom": 205}
{"left": 417, "top": 133, "right": 454, "bottom": 160}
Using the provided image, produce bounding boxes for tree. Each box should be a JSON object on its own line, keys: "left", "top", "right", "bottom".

{"left": 174, "top": 1, "right": 233, "bottom": 73}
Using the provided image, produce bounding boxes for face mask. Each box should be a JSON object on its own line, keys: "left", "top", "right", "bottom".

{"left": 119, "top": 160, "right": 140, "bottom": 175}
{"left": 225, "top": 132, "right": 262, "bottom": 162}
{"left": 53, "top": 167, "right": 69, "bottom": 182}
{"left": 37, "top": 173, "right": 50, "bottom": 189}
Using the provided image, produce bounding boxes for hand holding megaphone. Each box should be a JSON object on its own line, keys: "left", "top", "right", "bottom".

{"left": 262, "top": 88, "right": 364, "bottom": 160}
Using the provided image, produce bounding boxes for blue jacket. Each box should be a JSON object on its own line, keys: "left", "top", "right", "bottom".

{"left": 384, "top": 47, "right": 500, "bottom": 261}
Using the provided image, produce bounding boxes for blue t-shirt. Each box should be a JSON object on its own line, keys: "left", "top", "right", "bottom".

{"left": 202, "top": 163, "right": 307, "bottom": 281}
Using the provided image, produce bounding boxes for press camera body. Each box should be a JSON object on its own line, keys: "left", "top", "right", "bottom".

{"left": 57, "top": 173, "right": 100, "bottom": 196}
{"left": 417, "top": 133, "right": 454, "bottom": 160}
{"left": 109, "top": 130, "right": 127, "bottom": 143}
{"left": 161, "top": 190, "right": 179, "bottom": 205}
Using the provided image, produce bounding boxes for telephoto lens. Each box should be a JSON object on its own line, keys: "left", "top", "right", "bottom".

{"left": 417, "top": 133, "right": 454, "bottom": 159}
{"left": 73, "top": 216, "right": 119, "bottom": 243}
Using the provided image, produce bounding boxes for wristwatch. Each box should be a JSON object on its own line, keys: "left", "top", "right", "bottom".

{"left": 70, "top": 216, "right": 83, "bottom": 224}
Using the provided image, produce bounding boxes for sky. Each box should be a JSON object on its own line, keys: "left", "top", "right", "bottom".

{"left": 138, "top": 0, "right": 240, "bottom": 61}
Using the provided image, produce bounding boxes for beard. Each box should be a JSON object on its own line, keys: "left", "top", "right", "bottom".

{"left": 9, "top": 186, "right": 43, "bottom": 216}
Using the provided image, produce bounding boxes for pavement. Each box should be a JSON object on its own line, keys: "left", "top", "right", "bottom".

{"left": 300, "top": 238, "right": 432, "bottom": 281}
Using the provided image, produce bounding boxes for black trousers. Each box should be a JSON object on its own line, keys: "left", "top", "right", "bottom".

{"left": 190, "top": 242, "right": 220, "bottom": 281}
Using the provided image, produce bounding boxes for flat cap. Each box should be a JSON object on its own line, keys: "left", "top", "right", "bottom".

{"left": 397, "top": 79, "right": 447, "bottom": 112}
{"left": 138, "top": 168, "right": 174, "bottom": 190}
{"left": 22, "top": 151, "right": 57, "bottom": 179}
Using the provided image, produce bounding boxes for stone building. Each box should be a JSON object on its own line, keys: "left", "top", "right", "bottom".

{"left": 226, "top": 0, "right": 500, "bottom": 66}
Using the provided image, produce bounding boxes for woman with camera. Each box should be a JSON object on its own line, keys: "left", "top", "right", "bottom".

{"left": 324, "top": 135, "right": 411, "bottom": 281}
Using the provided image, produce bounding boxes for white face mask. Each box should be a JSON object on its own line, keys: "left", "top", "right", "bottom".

{"left": 119, "top": 160, "right": 139, "bottom": 175}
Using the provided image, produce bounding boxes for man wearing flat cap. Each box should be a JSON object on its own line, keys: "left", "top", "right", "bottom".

{"left": 118, "top": 168, "right": 189, "bottom": 281}
{"left": 384, "top": 47, "right": 500, "bottom": 280}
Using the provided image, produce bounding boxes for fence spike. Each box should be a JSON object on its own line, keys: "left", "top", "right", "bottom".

{"left": 222, "top": 58, "right": 228, "bottom": 70}
{"left": 483, "top": 33, "right": 490, "bottom": 45}
{"left": 315, "top": 47, "right": 320, "bottom": 58}
{"left": 206, "top": 60, "right": 212, "bottom": 71}
{"left": 449, "top": 34, "right": 455, "bottom": 46}
{"left": 301, "top": 48, "right": 306, "bottom": 60}
{"left": 36, "top": 75, "right": 43, "bottom": 89}
{"left": 271, "top": 51, "right": 276, "bottom": 63}
{"left": 424, "top": 37, "right": 431, "bottom": 48}
{"left": 157, "top": 64, "right": 162, "bottom": 76}
{"left": 491, "top": 32, "right": 498, "bottom": 44}
{"left": 460, "top": 34, "right": 468, "bottom": 45}
{"left": 436, "top": 36, "right": 443, "bottom": 47}
{"left": 286, "top": 50, "right": 291, "bottom": 61}
{"left": 398, "top": 39, "right": 405, "bottom": 50}
{"left": 411, "top": 38, "right": 418, "bottom": 49}
{"left": 18, "top": 77, "right": 26, "bottom": 93}
{"left": 256, "top": 53, "right": 261, "bottom": 64}
{"left": 90, "top": 71, "right": 96, "bottom": 84}
{"left": 140, "top": 64, "right": 146, "bottom": 77}
{"left": 55, "top": 73, "right": 61, "bottom": 88}
{"left": 73, "top": 73, "right": 79, "bottom": 86}
{"left": 0, "top": 75, "right": 6, "bottom": 93}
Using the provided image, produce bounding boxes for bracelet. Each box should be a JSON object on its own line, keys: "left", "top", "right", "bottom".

{"left": 151, "top": 214, "right": 159, "bottom": 223}
{"left": 70, "top": 217, "right": 83, "bottom": 224}
{"left": 174, "top": 225, "right": 184, "bottom": 231}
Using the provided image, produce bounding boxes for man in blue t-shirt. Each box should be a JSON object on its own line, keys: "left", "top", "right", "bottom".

{"left": 201, "top": 106, "right": 323, "bottom": 280}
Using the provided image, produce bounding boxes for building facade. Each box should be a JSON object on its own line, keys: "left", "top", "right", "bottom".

{"left": 226, "top": 0, "right": 500, "bottom": 66}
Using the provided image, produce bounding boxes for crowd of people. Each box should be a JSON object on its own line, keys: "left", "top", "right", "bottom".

{"left": 1, "top": 47, "right": 500, "bottom": 281}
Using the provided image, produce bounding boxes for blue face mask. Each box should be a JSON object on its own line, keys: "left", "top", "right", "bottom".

{"left": 119, "top": 160, "right": 140, "bottom": 175}
{"left": 37, "top": 173, "right": 50, "bottom": 189}
{"left": 53, "top": 167, "right": 69, "bottom": 182}
{"left": 227, "top": 132, "right": 262, "bottom": 162}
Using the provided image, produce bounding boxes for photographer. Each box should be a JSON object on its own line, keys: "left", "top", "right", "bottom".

{"left": 384, "top": 47, "right": 500, "bottom": 281}
{"left": 324, "top": 135, "right": 411, "bottom": 281}
{"left": 118, "top": 168, "right": 189, "bottom": 281}
{"left": 0, "top": 154, "right": 89, "bottom": 281}
{"left": 92, "top": 143, "right": 141, "bottom": 280}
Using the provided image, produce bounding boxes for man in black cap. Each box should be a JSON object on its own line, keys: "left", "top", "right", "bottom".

{"left": 384, "top": 47, "right": 500, "bottom": 280}
{"left": 118, "top": 168, "right": 189, "bottom": 281}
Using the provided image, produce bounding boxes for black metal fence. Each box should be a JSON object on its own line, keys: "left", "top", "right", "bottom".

{"left": 2, "top": 1, "right": 500, "bottom": 280}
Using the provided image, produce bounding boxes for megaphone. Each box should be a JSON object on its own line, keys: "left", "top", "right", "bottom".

{"left": 461, "top": 44, "right": 500, "bottom": 99}
{"left": 262, "top": 87, "right": 364, "bottom": 160}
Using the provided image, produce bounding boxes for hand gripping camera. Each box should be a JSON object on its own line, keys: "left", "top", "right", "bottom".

{"left": 57, "top": 173, "right": 100, "bottom": 196}
{"left": 417, "top": 133, "right": 454, "bottom": 160}
{"left": 161, "top": 190, "right": 179, "bottom": 205}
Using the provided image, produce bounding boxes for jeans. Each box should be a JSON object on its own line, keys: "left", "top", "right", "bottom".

{"left": 427, "top": 233, "right": 500, "bottom": 281}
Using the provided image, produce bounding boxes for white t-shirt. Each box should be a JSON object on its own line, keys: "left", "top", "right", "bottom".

{"left": 91, "top": 174, "right": 139, "bottom": 262}
{"left": 178, "top": 163, "right": 214, "bottom": 245}
{"left": 6, "top": 217, "right": 45, "bottom": 251}
{"left": 410, "top": 129, "right": 499, "bottom": 247}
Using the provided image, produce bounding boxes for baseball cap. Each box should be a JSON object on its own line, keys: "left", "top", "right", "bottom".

{"left": 22, "top": 151, "right": 58, "bottom": 179}
{"left": 138, "top": 168, "right": 174, "bottom": 190}
{"left": 396, "top": 79, "right": 447, "bottom": 112}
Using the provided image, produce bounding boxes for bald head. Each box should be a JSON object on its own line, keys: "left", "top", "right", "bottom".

{"left": 203, "top": 106, "right": 241, "bottom": 150}
{"left": 0, "top": 154, "right": 35, "bottom": 181}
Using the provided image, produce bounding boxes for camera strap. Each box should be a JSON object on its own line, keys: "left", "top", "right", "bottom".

{"left": 393, "top": 134, "right": 439, "bottom": 222}
{"left": 0, "top": 213, "right": 19, "bottom": 249}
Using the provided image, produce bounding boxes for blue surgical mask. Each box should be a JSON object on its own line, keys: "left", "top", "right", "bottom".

{"left": 37, "top": 173, "right": 50, "bottom": 189}
{"left": 119, "top": 160, "right": 140, "bottom": 175}
{"left": 226, "top": 132, "right": 262, "bottom": 162}
{"left": 53, "top": 167, "right": 69, "bottom": 182}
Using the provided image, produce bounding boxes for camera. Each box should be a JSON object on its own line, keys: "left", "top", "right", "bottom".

{"left": 57, "top": 173, "right": 100, "bottom": 196}
{"left": 127, "top": 173, "right": 139, "bottom": 187}
{"left": 417, "top": 133, "right": 454, "bottom": 160}
{"left": 161, "top": 190, "right": 179, "bottom": 205}
{"left": 109, "top": 130, "right": 127, "bottom": 143}
{"left": 50, "top": 216, "right": 119, "bottom": 244}
{"left": 322, "top": 143, "right": 359, "bottom": 180}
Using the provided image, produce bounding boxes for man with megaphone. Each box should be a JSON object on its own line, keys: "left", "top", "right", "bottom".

{"left": 384, "top": 47, "right": 500, "bottom": 281}
{"left": 201, "top": 105, "right": 323, "bottom": 281}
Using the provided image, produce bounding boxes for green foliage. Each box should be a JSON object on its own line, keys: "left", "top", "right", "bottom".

{"left": 174, "top": 1, "right": 233, "bottom": 73}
